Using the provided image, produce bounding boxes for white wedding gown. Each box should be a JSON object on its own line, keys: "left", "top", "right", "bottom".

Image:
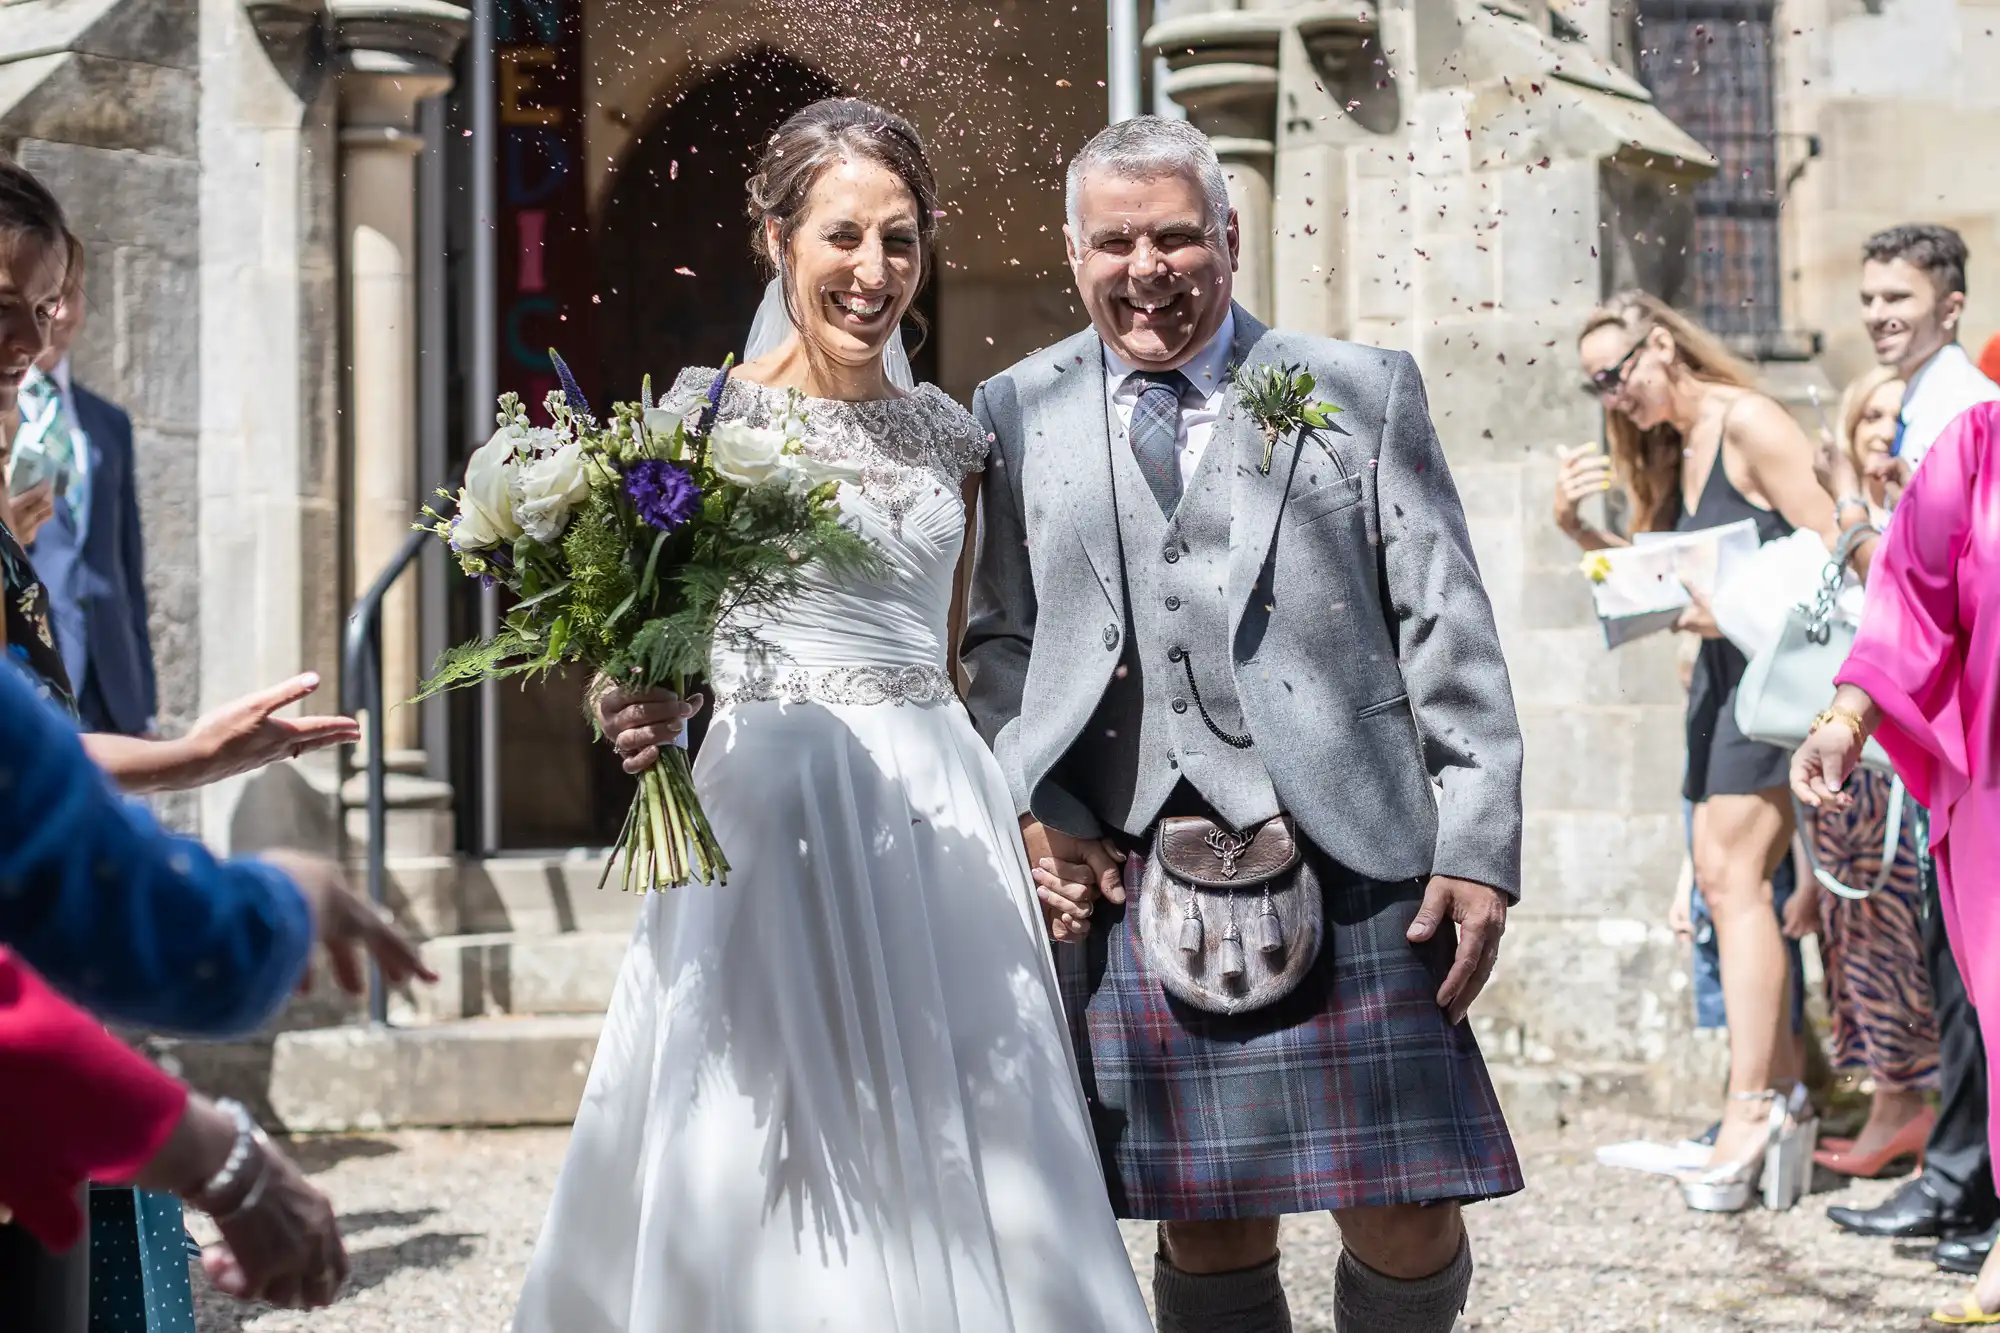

{"left": 511, "top": 373, "right": 1152, "bottom": 1333}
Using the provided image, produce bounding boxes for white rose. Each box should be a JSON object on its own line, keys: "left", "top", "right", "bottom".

{"left": 514, "top": 442, "right": 593, "bottom": 543}
{"left": 780, "top": 448, "right": 866, "bottom": 492}
{"left": 707, "top": 419, "right": 791, "bottom": 488}
{"left": 643, "top": 405, "right": 690, "bottom": 458}
{"left": 452, "top": 425, "right": 526, "bottom": 550}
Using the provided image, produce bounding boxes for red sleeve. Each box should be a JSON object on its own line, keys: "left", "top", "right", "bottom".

{"left": 0, "top": 949, "right": 188, "bottom": 1251}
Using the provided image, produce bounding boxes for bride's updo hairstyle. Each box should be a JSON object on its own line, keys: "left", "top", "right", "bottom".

{"left": 746, "top": 97, "right": 939, "bottom": 351}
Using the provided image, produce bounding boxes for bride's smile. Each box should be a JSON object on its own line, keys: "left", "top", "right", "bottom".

{"left": 745, "top": 151, "right": 925, "bottom": 401}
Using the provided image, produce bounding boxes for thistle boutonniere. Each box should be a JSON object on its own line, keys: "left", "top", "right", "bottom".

{"left": 1231, "top": 362, "right": 1344, "bottom": 474}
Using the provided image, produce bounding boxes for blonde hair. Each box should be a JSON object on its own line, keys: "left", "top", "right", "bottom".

{"left": 1580, "top": 290, "right": 1758, "bottom": 532}
{"left": 1838, "top": 365, "right": 1903, "bottom": 479}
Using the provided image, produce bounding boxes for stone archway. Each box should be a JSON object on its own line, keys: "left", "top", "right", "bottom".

{"left": 596, "top": 50, "right": 843, "bottom": 400}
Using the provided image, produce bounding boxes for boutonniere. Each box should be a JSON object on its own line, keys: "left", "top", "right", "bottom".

{"left": 1230, "top": 362, "right": 1344, "bottom": 475}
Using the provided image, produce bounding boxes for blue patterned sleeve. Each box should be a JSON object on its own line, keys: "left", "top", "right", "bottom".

{"left": 0, "top": 662, "right": 314, "bottom": 1035}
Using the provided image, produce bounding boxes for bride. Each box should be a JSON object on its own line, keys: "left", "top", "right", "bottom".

{"left": 509, "top": 99, "right": 1152, "bottom": 1333}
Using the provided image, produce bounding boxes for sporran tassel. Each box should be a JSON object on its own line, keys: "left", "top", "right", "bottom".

{"left": 1220, "top": 923, "right": 1247, "bottom": 981}
{"left": 1255, "top": 889, "right": 1285, "bottom": 955}
{"left": 1179, "top": 895, "right": 1204, "bottom": 954}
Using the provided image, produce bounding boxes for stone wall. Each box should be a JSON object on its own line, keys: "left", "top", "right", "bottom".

{"left": 2, "top": 0, "right": 204, "bottom": 829}
{"left": 194, "top": 0, "right": 346, "bottom": 854}
{"left": 1778, "top": 0, "right": 2000, "bottom": 389}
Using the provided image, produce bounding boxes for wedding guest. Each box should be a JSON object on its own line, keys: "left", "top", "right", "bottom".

{"left": 1791, "top": 401, "right": 2000, "bottom": 1323}
{"left": 1555, "top": 291, "right": 1871, "bottom": 1211}
{"left": 0, "top": 948, "right": 351, "bottom": 1312}
{"left": 1860, "top": 226, "right": 2000, "bottom": 479}
{"left": 0, "top": 652, "right": 432, "bottom": 1330}
{"left": 1841, "top": 366, "right": 1907, "bottom": 525}
{"left": 19, "top": 245, "right": 156, "bottom": 737}
{"left": 1833, "top": 226, "right": 2000, "bottom": 1256}
{"left": 1785, "top": 368, "right": 1940, "bottom": 1182}
{"left": 0, "top": 160, "right": 355, "bottom": 789}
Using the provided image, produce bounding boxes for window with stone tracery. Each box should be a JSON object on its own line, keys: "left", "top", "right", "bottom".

{"left": 1633, "top": 0, "right": 1783, "bottom": 345}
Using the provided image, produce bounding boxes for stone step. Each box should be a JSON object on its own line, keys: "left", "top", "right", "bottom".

{"left": 262, "top": 1016, "right": 601, "bottom": 1131}
{"left": 392, "top": 931, "right": 630, "bottom": 1024}
{"left": 458, "top": 853, "right": 642, "bottom": 936}
{"left": 367, "top": 851, "right": 641, "bottom": 939}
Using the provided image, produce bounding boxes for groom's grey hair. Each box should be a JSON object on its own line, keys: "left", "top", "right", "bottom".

{"left": 1065, "top": 117, "right": 1232, "bottom": 237}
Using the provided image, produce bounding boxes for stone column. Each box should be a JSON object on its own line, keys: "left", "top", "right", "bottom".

{"left": 1145, "top": 11, "right": 1283, "bottom": 321}
{"left": 334, "top": 0, "right": 467, "bottom": 756}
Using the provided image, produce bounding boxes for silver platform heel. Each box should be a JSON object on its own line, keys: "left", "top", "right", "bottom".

{"left": 1764, "top": 1084, "right": 1817, "bottom": 1211}
{"left": 1679, "top": 1090, "right": 1784, "bottom": 1213}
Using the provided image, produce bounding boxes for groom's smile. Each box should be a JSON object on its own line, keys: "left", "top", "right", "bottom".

{"left": 1066, "top": 169, "right": 1238, "bottom": 374}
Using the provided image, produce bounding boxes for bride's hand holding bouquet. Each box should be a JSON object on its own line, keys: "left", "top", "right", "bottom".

{"left": 418, "top": 353, "right": 875, "bottom": 889}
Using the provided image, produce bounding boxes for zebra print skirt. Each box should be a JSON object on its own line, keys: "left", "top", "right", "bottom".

{"left": 1814, "top": 770, "right": 1939, "bottom": 1091}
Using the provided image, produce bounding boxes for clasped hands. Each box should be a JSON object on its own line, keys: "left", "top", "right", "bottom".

{"left": 1019, "top": 817, "right": 1506, "bottom": 1025}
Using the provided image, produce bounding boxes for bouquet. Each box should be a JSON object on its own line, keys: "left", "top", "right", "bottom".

{"left": 417, "top": 354, "right": 876, "bottom": 889}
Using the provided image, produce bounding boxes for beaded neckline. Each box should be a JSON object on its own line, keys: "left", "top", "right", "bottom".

{"left": 663, "top": 367, "right": 986, "bottom": 530}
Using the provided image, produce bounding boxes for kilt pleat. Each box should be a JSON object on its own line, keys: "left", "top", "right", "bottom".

{"left": 1056, "top": 845, "right": 1524, "bottom": 1220}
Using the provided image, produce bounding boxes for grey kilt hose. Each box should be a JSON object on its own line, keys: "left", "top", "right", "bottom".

{"left": 1057, "top": 835, "right": 1524, "bottom": 1220}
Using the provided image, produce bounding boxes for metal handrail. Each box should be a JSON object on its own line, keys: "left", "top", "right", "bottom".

{"left": 340, "top": 524, "right": 435, "bottom": 1025}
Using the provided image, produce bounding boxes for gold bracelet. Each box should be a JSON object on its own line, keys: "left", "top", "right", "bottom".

{"left": 1809, "top": 706, "right": 1867, "bottom": 741}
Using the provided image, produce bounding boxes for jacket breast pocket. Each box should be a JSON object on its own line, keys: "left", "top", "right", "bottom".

{"left": 1289, "top": 474, "right": 1364, "bottom": 526}
{"left": 1355, "top": 692, "right": 1410, "bottom": 720}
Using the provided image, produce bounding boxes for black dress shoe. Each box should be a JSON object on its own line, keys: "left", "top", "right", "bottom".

{"left": 1828, "top": 1177, "right": 1974, "bottom": 1238}
{"left": 1935, "top": 1220, "right": 2000, "bottom": 1276}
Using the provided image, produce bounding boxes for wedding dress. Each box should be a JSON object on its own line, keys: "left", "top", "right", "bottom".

{"left": 510, "top": 371, "right": 1152, "bottom": 1333}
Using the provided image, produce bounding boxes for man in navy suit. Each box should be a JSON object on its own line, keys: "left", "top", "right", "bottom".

{"left": 22, "top": 284, "right": 157, "bottom": 736}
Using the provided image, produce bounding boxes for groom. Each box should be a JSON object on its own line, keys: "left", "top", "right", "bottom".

{"left": 963, "top": 117, "right": 1525, "bottom": 1333}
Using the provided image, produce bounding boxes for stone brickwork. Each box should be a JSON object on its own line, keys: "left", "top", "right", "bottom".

{"left": 3, "top": 0, "right": 204, "bottom": 828}
{"left": 1778, "top": 0, "right": 2000, "bottom": 389}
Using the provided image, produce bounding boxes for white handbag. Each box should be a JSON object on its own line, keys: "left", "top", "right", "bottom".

{"left": 1733, "top": 524, "right": 1905, "bottom": 898}
{"left": 1711, "top": 528, "right": 1839, "bottom": 661}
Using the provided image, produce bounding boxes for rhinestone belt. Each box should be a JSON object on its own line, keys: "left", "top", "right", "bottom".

{"left": 712, "top": 664, "right": 957, "bottom": 708}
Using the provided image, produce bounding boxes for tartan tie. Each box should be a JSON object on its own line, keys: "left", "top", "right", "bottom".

{"left": 17, "top": 373, "right": 83, "bottom": 527}
{"left": 1127, "top": 369, "right": 1189, "bottom": 516}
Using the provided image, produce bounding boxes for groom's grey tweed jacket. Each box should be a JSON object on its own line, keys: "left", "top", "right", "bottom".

{"left": 962, "top": 306, "right": 1525, "bottom": 899}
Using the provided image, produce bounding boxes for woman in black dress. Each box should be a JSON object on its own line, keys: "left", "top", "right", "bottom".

{"left": 1554, "top": 291, "right": 1876, "bottom": 1209}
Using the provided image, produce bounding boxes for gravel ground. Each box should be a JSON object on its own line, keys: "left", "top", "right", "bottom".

{"left": 193, "top": 1108, "right": 1970, "bottom": 1331}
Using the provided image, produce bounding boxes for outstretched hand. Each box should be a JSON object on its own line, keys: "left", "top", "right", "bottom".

{"left": 185, "top": 674, "right": 360, "bottom": 785}
{"left": 259, "top": 850, "right": 437, "bottom": 997}
{"left": 1407, "top": 875, "right": 1509, "bottom": 1025}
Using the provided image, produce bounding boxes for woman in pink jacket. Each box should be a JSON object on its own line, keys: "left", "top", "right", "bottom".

{"left": 1792, "top": 400, "right": 2000, "bottom": 1325}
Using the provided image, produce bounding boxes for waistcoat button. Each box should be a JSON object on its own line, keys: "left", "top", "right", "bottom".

{"left": 1167, "top": 646, "right": 1185, "bottom": 662}
{"left": 1163, "top": 547, "right": 1180, "bottom": 563}
{"left": 1165, "top": 595, "right": 1181, "bottom": 610}
{"left": 1102, "top": 625, "right": 1120, "bottom": 649}
{"left": 1171, "top": 698, "right": 1189, "bottom": 714}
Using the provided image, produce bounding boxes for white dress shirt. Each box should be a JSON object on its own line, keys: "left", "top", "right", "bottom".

{"left": 1102, "top": 312, "right": 1236, "bottom": 489}
{"left": 1898, "top": 341, "right": 2000, "bottom": 472}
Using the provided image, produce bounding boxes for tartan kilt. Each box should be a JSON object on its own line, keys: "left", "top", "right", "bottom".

{"left": 1056, "top": 839, "right": 1524, "bottom": 1220}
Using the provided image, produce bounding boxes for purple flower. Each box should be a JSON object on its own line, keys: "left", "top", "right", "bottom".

{"left": 625, "top": 460, "right": 701, "bottom": 531}
{"left": 693, "top": 365, "right": 730, "bottom": 438}
{"left": 549, "top": 347, "right": 594, "bottom": 423}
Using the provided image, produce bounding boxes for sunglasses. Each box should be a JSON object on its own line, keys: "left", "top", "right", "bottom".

{"left": 1582, "top": 338, "right": 1646, "bottom": 399}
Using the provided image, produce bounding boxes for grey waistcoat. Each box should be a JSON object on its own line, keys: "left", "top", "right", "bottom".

{"left": 1057, "top": 404, "right": 1283, "bottom": 836}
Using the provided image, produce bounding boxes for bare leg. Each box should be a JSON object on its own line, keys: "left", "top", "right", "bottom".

{"left": 1692, "top": 790, "right": 1795, "bottom": 1166}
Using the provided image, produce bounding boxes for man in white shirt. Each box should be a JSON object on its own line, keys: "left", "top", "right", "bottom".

{"left": 1860, "top": 224, "right": 2000, "bottom": 475}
